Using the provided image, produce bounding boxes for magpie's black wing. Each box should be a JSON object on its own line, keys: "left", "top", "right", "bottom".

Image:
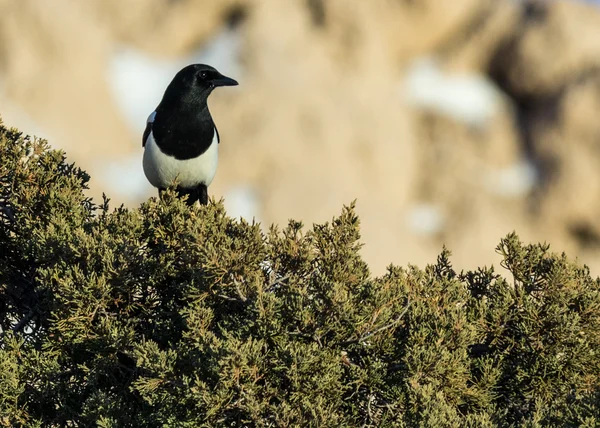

{"left": 214, "top": 126, "right": 220, "bottom": 144}
{"left": 142, "top": 122, "right": 151, "bottom": 147}
{"left": 143, "top": 111, "right": 156, "bottom": 147}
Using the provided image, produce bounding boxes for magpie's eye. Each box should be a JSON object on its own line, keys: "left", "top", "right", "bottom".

{"left": 200, "top": 72, "right": 208, "bottom": 80}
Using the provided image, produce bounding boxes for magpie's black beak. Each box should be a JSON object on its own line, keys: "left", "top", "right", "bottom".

{"left": 211, "top": 74, "right": 238, "bottom": 87}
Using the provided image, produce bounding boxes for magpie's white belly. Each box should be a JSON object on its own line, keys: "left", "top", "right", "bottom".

{"left": 143, "top": 131, "right": 219, "bottom": 189}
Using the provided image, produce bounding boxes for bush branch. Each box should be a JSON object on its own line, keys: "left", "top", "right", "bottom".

{"left": 337, "top": 299, "right": 411, "bottom": 347}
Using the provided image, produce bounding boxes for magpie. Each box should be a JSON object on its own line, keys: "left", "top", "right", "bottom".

{"left": 142, "top": 64, "right": 238, "bottom": 205}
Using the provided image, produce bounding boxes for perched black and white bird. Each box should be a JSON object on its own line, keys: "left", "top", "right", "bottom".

{"left": 142, "top": 64, "right": 238, "bottom": 205}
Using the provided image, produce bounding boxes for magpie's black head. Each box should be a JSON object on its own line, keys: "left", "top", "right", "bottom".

{"left": 163, "top": 64, "right": 238, "bottom": 105}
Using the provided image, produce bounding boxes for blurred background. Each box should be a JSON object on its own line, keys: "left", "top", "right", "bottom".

{"left": 2, "top": 0, "right": 600, "bottom": 275}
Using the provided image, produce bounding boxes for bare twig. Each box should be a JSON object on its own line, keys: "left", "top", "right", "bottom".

{"left": 216, "top": 275, "right": 249, "bottom": 304}
{"left": 266, "top": 274, "right": 290, "bottom": 290}
{"left": 217, "top": 294, "right": 241, "bottom": 303}
{"left": 232, "top": 277, "right": 247, "bottom": 302}
{"left": 288, "top": 330, "right": 324, "bottom": 347}
{"left": 88, "top": 304, "right": 101, "bottom": 322}
{"left": 337, "top": 299, "right": 411, "bottom": 347}
{"left": 361, "top": 393, "right": 375, "bottom": 428}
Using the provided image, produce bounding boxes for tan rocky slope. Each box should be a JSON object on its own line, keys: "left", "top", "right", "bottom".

{"left": 1, "top": 0, "right": 600, "bottom": 274}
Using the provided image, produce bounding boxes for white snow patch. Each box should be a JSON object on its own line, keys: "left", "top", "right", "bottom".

{"left": 406, "top": 203, "right": 445, "bottom": 236}
{"left": 194, "top": 27, "right": 243, "bottom": 76}
{"left": 483, "top": 160, "right": 538, "bottom": 198}
{"left": 100, "top": 154, "right": 150, "bottom": 199}
{"left": 402, "top": 57, "right": 504, "bottom": 127}
{"left": 223, "top": 184, "right": 260, "bottom": 221}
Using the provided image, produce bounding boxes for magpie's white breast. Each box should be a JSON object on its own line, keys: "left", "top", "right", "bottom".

{"left": 143, "top": 129, "right": 219, "bottom": 189}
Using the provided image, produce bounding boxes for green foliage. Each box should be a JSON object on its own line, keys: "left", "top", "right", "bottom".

{"left": 1, "top": 117, "right": 600, "bottom": 427}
